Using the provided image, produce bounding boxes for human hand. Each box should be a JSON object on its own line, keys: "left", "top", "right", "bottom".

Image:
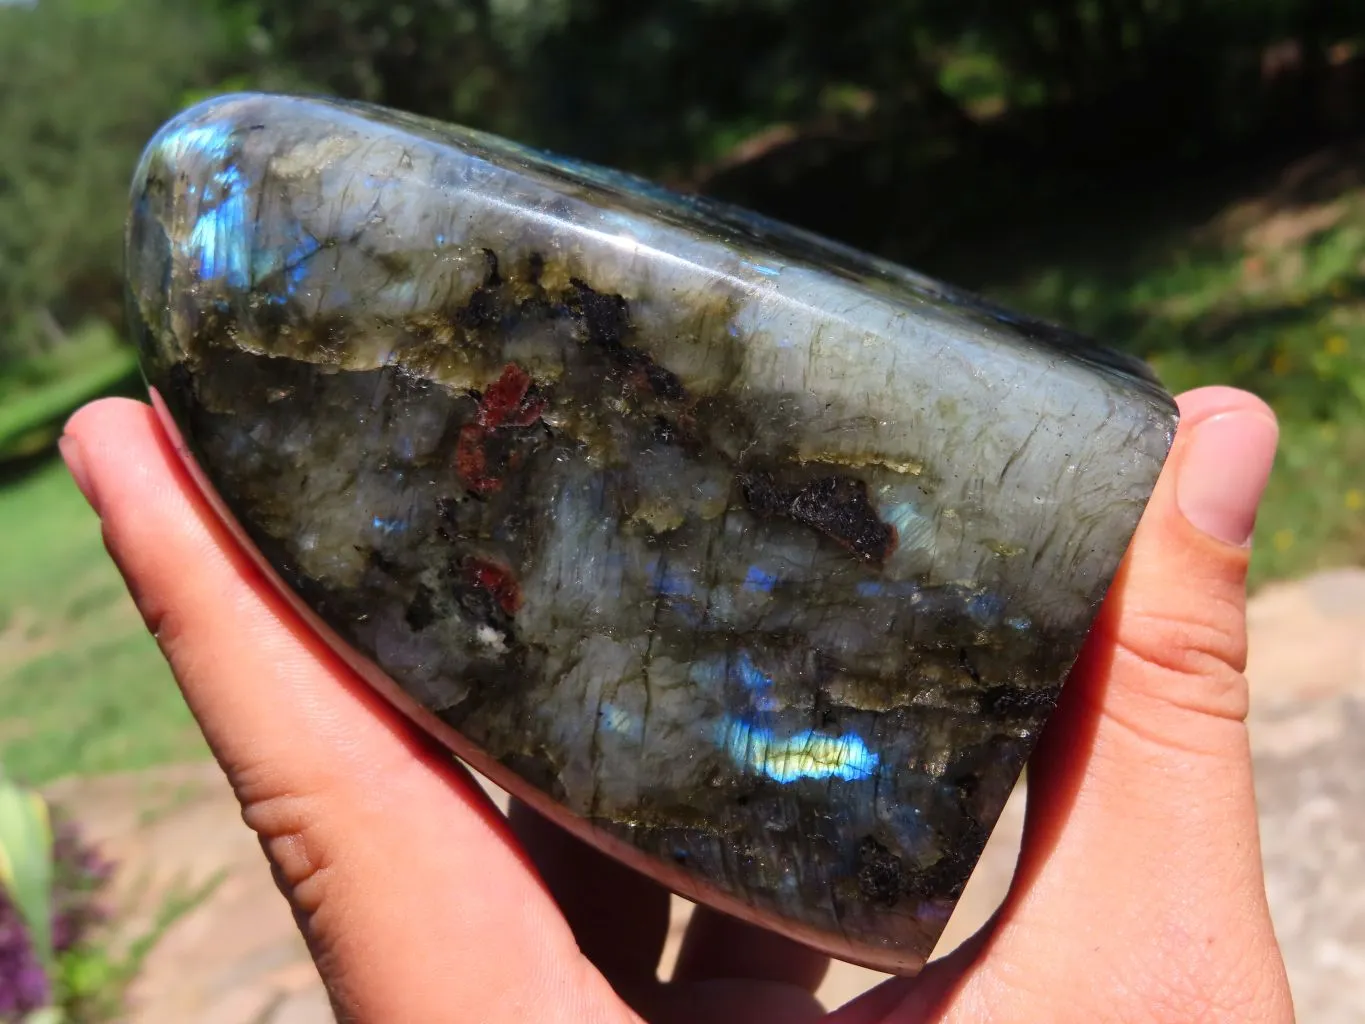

{"left": 59, "top": 385, "right": 1293, "bottom": 1023}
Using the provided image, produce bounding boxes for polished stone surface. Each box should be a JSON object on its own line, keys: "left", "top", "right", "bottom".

{"left": 125, "top": 93, "right": 1177, "bottom": 974}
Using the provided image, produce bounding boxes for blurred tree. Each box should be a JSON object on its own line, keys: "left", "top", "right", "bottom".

{"left": 239, "top": 1, "right": 1364, "bottom": 161}
{"left": 2, "top": 0, "right": 1362, "bottom": 363}
{"left": 235, "top": 0, "right": 1363, "bottom": 261}
{"left": 0, "top": 0, "right": 245, "bottom": 362}
{"left": 241, "top": 0, "right": 960, "bottom": 174}
{"left": 241, "top": 0, "right": 531, "bottom": 140}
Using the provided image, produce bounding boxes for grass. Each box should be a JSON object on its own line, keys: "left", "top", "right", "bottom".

{"left": 0, "top": 457, "right": 206, "bottom": 785}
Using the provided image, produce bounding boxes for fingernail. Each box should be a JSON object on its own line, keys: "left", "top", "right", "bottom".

{"left": 59, "top": 435, "right": 100, "bottom": 515}
{"left": 1176, "top": 412, "right": 1278, "bottom": 546}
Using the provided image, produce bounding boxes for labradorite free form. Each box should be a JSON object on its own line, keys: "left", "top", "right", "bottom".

{"left": 126, "top": 93, "right": 1177, "bottom": 974}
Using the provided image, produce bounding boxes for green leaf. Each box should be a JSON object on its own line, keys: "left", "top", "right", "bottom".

{"left": 0, "top": 773, "right": 56, "bottom": 971}
{"left": 0, "top": 333, "right": 137, "bottom": 461}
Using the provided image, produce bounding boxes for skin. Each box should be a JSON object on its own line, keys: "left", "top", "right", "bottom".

{"left": 61, "top": 385, "right": 1295, "bottom": 1023}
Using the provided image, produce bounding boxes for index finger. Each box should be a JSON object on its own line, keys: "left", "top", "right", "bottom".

{"left": 62, "top": 397, "right": 637, "bottom": 1024}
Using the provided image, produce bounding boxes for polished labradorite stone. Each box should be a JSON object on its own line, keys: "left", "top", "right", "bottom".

{"left": 126, "top": 93, "right": 1177, "bottom": 974}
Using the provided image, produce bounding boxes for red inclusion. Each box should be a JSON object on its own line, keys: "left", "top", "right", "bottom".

{"left": 456, "top": 364, "right": 545, "bottom": 494}
{"left": 466, "top": 557, "right": 523, "bottom": 614}
{"left": 477, "top": 363, "right": 544, "bottom": 428}
{"left": 455, "top": 425, "right": 500, "bottom": 493}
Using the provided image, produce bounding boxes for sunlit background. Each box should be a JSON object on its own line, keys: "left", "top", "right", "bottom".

{"left": 1, "top": 1, "right": 1362, "bottom": 1020}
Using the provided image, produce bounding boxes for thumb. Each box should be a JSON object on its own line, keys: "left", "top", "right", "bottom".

{"left": 889, "top": 386, "right": 1294, "bottom": 1023}
{"left": 1056, "top": 383, "right": 1278, "bottom": 764}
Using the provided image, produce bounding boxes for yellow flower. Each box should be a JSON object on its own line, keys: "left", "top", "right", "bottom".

{"left": 1272, "top": 528, "right": 1295, "bottom": 552}
{"left": 1347, "top": 489, "right": 1364, "bottom": 512}
{"left": 1325, "top": 334, "right": 1349, "bottom": 356}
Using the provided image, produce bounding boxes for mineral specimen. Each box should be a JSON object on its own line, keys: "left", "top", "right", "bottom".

{"left": 125, "top": 93, "right": 1178, "bottom": 974}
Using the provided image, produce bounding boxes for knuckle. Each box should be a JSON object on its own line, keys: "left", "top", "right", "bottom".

{"left": 1111, "top": 640, "right": 1251, "bottom": 725}
{"left": 1122, "top": 596, "right": 1248, "bottom": 674}
{"left": 233, "top": 773, "right": 335, "bottom": 917}
{"left": 1098, "top": 599, "right": 1252, "bottom": 725}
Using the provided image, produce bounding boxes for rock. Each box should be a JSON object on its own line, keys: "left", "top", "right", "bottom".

{"left": 1246, "top": 568, "right": 1365, "bottom": 704}
{"left": 1251, "top": 693, "right": 1365, "bottom": 1024}
{"left": 266, "top": 986, "right": 337, "bottom": 1024}
{"left": 123, "top": 92, "right": 1176, "bottom": 973}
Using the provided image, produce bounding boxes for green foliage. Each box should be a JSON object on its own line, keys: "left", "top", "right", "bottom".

{"left": 0, "top": 774, "right": 55, "bottom": 975}
{"left": 0, "top": 0, "right": 240, "bottom": 362}
{"left": 51, "top": 947, "right": 120, "bottom": 1023}
{"left": 243, "top": 0, "right": 529, "bottom": 137}
{"left": 0, "top": 775, "right": 202, "bottom": 1023}
{"left": 989, "top": 180, "right": 1365, "bottom": 586}
{"left": 238, "top": 0, "right": 1365, "bottom": 178}
{"left": 50, "top": 869, "right": 225, "bottom": 1024}
{"left": 0, "top": 325, "right": 138, "bottom": 462}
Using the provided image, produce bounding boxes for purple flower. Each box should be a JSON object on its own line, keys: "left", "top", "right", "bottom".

{"left": 0, "top": 807, "right": 114, "bottom": 1020}
{"left": 0, "top": 897, "right": 52, "bottom": 1017}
